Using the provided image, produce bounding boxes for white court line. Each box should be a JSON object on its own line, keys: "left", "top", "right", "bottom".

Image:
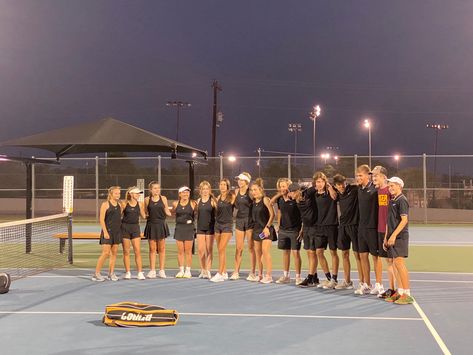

{"left": 0, "top": 310, "right": 422, "bottom": 321}
{"left": 413, "top": 300, "right": 452, "bottom": 355}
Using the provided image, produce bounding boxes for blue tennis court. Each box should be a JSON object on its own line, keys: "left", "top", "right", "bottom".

{"left": 1, "top": 269, "right": 470, "bottom": 355}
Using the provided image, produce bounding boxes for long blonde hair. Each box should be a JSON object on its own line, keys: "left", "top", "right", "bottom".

{"left": 276, "top": 178, "right": 292, "bottom": 191}
{"left": 199, "top": 180, "right": 215, "bottom": 198}
{"left": 148, "top": 181, "right": 160, "bottom": 197}
{"left": 313, "top": 171, "right": 328, "bottom": 191}
{"left": 250, "top": 178, "right": 265, "bottom": 200}
{"left": 107, "top": 186, "right": 121, "bottom": 201}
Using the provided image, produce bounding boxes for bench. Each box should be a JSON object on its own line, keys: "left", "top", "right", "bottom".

{"left": 53, "top": 233, "right": 145, "bottom": 253}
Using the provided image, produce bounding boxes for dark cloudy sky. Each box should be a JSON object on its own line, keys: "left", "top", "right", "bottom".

{"left": 1, "top": 0, "right": 473, "bottom": 158}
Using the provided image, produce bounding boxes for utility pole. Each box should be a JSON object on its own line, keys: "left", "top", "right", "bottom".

{"left": 211, "top": 80, "right": 222, "bottom": 157}
{"left": 426, "top": 123, "right": 449, "bottom": 204}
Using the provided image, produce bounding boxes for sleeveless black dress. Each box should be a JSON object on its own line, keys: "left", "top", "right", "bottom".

{"left": 196, "top": 198, "right": 216, "bottom": 234}
{"left": 174, "top": 200, "right": 195, "bottom": 241}
{"left": 100, "top": 201, "right": 122, "bottom": 245}
{"left": 251, "top": 199, "right": 270, "bottom": 242}
{"left": 235, "top": 190, "right": 254, "bottom": 231}
{"left": 121, "top": 202, "right": 141, "bottom": 239}
{"left": 144, "top": 197, "right": 170, "bottom": 240}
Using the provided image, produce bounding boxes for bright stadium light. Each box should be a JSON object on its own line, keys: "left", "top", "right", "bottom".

{"left": 228, "top": 155, "right": 236, "bottom": 162}
{"left": 363, "top": 118, "right": 372, "bottom": 168}
{"left": 309, "top": 104, "right": 322, "bottom": 170}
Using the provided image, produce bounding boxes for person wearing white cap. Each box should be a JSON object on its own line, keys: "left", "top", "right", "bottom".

{"left": 231, "top": 172, "right": 257, "bottom": 281}
{"left": 210, "top": 179, "right": 236, "bottom": 283}
{"left": 144, "top": 181, "right": 171, "bottom": 279}
{"left": 383, "top": 177, "right": 413, "bottom": 305}
{"left": 172, "top": 186, "right": 196, "bottom": 278}
{"left": 119, "top": 186, "right": 146, "bottom": 280}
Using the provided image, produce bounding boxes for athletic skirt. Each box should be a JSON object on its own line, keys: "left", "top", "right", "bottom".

{"left": 144, "top": 220, "right": 170, "bottom": 240}
{"left": 174, "top": 224, "right": 195, "bottom": 241}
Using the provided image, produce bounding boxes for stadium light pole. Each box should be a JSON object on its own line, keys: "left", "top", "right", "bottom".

{"left": 309, "top": 105, "right": 321, "bottom": 171}
{"left": 394, "top": 154, "right": 400, "bottom": 173}
{"left": 166, "top": 100, "right": 191, "bottom": 142}
{"left": 364, "top": 119, "right": 372, "bottom": 168}
{"left": 288, "top": 123, "right": 302, "bottom": 163}
{"left": 321, "top": 153, "right": 330, "bottom": 165}
{"left": 426, "top": 123, "right": 449, "bottom": 203}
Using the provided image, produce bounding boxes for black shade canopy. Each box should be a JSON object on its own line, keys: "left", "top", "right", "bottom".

{"left": 0, "top": 117, "right": 207, "bottom": 159}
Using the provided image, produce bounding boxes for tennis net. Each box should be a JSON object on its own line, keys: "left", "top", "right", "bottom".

{"left": 0, "top": 213, "right": 72, "bottom": 279}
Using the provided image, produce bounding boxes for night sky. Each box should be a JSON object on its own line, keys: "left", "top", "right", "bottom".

{"left": 1, "top": 0, "right": 473, "bottom": 158}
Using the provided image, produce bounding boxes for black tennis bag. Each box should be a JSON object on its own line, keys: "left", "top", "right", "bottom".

{"left": 0, "top": 273, "right": 11, "bottom": 294}
{"left": 103, "top": 302, "right": 179, "bottom": 327}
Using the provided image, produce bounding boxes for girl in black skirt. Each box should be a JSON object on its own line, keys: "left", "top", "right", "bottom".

{"left": 196, "top": 181, "right": 217, "bottom": 279}
{"left": 250, "top": 179, "right": 275, "bottom": 284}
{"left": 93, "top": 186, "right": 122, "bottom": 282}
{"left": 120, "top": 186, "right": 146, "bottom": 280}
{"left": 172, "top": 186, "right": 196, "bottom": 278}
{"left": 210, "top": 179, "right": 236, "bottom": 283}
{"left": 144, "top": 181, "right": 171, "bottom": 278}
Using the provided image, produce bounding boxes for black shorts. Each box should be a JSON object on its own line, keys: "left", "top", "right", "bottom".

{"left": 144, "top": 221, "right": 169, "bottom": 240}
{"left": 235, "top": 218, "right": 254, "bottom": 232}
{"left": 302, "top": 226, "right": 317, "bottom": 251}
{"left": 378, "top": 232, "right": 388, "bottom": 258}
{"left": 215, "top": 222, "right": 233, "bottom": 234}
{"left": 121, "top": 223, "right": 141, "bottom": 239}
{"left": 196, "top": 229, "right": 215, "bottom": 236}
{"left": 100, "top": 229, "right": 122, "bottom": 245}
{"left": 338, "top": 225, "right": 358, "bottom": 251}
{"left": 358, "top": 226, "right": 378, "bottom": 256}
{"left": 277, "top": 229, "right": 301, "bottom": 251}
{"left": 315, "top": 225, "right": 338, "bottom": 250}
{"left": 387, "top": 232, "right": 409, "bottom": 259}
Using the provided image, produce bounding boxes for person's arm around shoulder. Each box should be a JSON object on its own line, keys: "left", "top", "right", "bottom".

{"left": 162, "top": 196, "right": 172, "bottom": 216}
{"left": 326, "top": 182, "right": 337, "bottom": 201}
{"left": 270, "top": 192, "right": 282, "bottom": 205}
{"left": 99, "top": 202, "right": 110, "bottom": 239}
{"left": 144, "top": 196, "right": 150, "bottom": 218}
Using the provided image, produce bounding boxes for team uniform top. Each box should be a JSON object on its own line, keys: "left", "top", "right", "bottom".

{"left": 216, "top": 197, "right": 234, "bottom": 225}
{"left": 197, "top": 198, "right": 216, "bottom": 232}
{"left": 315, "top": 191, "right": 338, "bottom": 226}
{"left": 122, "top": 203, "right": 140, "bottom": 224}
{"left": 251, "top": 199, "right": 270, "bottom": 238}
{"left": 100, "top": 201, "right": 122, "bottom": 244}
{"left": 144, "top": 197, "right": 170, "bottom": 239}
{"left": 387, "top": 194, "right": 409, "bottom": 236}
{"left": 147, "top": 198, "right": 167, "bottom": 223}
{"left": 174, "top": 200, "right": 195, "bottom": 241}
{"left": 337, "top": 184, "right": 359, "bottom": 226}
{"left": 235, "top": 190, "right": 253, "bottom": 220}
{"left": 297, "top": 187, "right": 317, "bottom": 227}
{"left": 277, "top": 196, "right": 302, "bottom": 232}
{"left": 358, "top": 182, "right": 378, "bottom": 229}
{"left": 377, "top": 186, "right": 390, "bottom": 233}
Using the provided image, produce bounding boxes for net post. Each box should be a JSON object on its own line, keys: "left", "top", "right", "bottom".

{"left": 63, "top": 176, "right": 74, "bottom": 263}
{"left": 158, "top": 155, "right": 162, "bottom": 185}
{"left": 287, "top": 155, "right": 291, "bottom": 180}
{"left": 354, "top": 154, "right": 358, "bottom": 178}
{"left": 67, "top": 213, "right": 73, "bottom": 264}
{"left": 25, "top": 162, "right": 32, "bottom": 253}
{"left": 95, "top": 156, "right": 99, "bottom": 222}
{"left": 423, "top": 153, "right": 427, "bottom": 224}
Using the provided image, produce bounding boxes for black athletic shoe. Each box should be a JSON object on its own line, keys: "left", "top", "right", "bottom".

{"left": 299, "top": 276, "right": 313, "bottom": 288}
{"left": 312, "top": 278, "right": 320, "bottom": 287}
{"left": 378, "top": 288, "right": 395, "bottom": 299}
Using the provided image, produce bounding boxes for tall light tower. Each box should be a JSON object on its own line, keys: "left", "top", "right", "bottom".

{"left": 288, "top": 123, "right": 302, "bottom": 163}
{"left": 363, "top": 119, "right": 372, "bottom": 168}
{"left": 309, "top": 105, "right": 322, "bottom": 170}
{"left": 166, "top": 100, "right": 191, "bottom": 141}
{"left": 426, "top": 123, "right": 449, "bottom": 202}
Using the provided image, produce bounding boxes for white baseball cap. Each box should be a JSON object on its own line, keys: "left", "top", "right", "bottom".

{"left": 235, "top": 173, "right": 250, "bottom": 182}
{"left": 178, "top": 186, "right": 191, "bottom": 193}
{"left": 128, "top": 187, "right": 143, "bottom": 194}
{"left": 387, "top": 177, "right": 404, "bottom": 188}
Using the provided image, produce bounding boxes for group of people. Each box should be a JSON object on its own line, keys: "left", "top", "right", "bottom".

{"left": 92, "top": 165, "right": 413, "bottom": 305}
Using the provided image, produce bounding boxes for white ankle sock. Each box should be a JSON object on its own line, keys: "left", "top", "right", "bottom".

{"left": 405, "top": 289, "right": 410, "bottom": 296}
{"left": 398, "top": 288, "right": 405, "bottom": 295}
{"left": 179, "top": 266, "right": 184, "bottom": 272}
{"left": 185, "top": 267, "right": 191, "bottom": 272}
{"left": 283, "top": 271, "right": 289, "bottom": 277}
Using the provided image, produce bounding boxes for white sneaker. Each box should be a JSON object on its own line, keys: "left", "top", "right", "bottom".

{"left": 198, "top": 270, "right": 205, "bottom": 279}
{"left": 183, "top": 270, "right": 192, "bottom": 278}
{"left": 295, "top": 277, "right": 303, "bottom": 286}
{"left": 323, "top": 279, "right": 338, "bottom": 289}
{"left": 92, "top": 273, "right": 105, "bottom": 282}
{"left": 335, "top": 280, "right": 354, "bottom": 289}
{"left": 362, "top": 283, "right": 372, "bottom": 294}
{"left": 210, "top": 273, "right": 225, "bottom": 283}
{"left": 223, "top": 272, "right": 228, "bottom": 280}
{"left": 137, "top": 272, "right": 145, "bottom": 280}
{"left": 204, "top": 270, "right": 211, "bottom": 279}
{"left": 147, "top": 270, "right": 157, "bottom": 279}
{"left": 317, "top": 279, "right": 330, "bottom": 288}
{"left": 370, "top": 283, "right": 384, "bottom": 295}
{"left": 354, "top": 283, "right": 364, "bottom": 295}
{"left": 124, "top": 272, "right": 132, "bottom": 280}
{"left": 158, "top": 270, "right": 167, "bottom": 279}
{"left": 229, "top": 272, "right": 240, "bottom": 280}
{"left": 260, "top": 276, "right": 273, "bottom": 284}
{"left": 175, "top": 271, "right": 184, "bottom": 278}
{"left": 108, "top": 273, "right": 119, "bottom": 282}
{"left": 275, "top": 275, "right": 291, "bottom": 284}
{"left": 246, "top": 273, "right": 259, "bottom": 282}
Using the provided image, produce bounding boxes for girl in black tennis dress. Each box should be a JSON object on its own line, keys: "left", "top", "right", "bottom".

{"left": 196, "top": 181, "right": 217, "bottom": 279}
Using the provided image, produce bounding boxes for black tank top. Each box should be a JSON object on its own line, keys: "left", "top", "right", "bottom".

{"left": 197, "top": 198, "right": 216, "bottom": 231}
{"left": 277, "top": 196, "right": 302, "bottom": 231}
{"left": 175, "top": 200, "right": 194, "bottom": 226}
{"left": 235, "top": 189, "right": 252, "bottom": 219}
{"left": 252, "top": 199, "right": 270, "bottom": 232}
{"left": 216, "top": 196, "right": 234, "bottom": 224}
{"left": 147, "top": 197, "right": 167, "bottom": 223}
{"left": 105, "top": 201, "right": 122, "bottom": 232}
{"left": 122, "top": 202, "right": 140, "bottom": 224}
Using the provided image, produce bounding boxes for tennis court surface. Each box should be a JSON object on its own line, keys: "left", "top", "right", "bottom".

{"left": 1, "top": 268, "right": 471, "bottom": 355}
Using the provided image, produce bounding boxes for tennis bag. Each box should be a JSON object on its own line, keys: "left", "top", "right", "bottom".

{"left": 0, "top": 273, "right": 11, "bottom": 294}
{"left": 103, "top": 302, "right": 179, "bottom": 327}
